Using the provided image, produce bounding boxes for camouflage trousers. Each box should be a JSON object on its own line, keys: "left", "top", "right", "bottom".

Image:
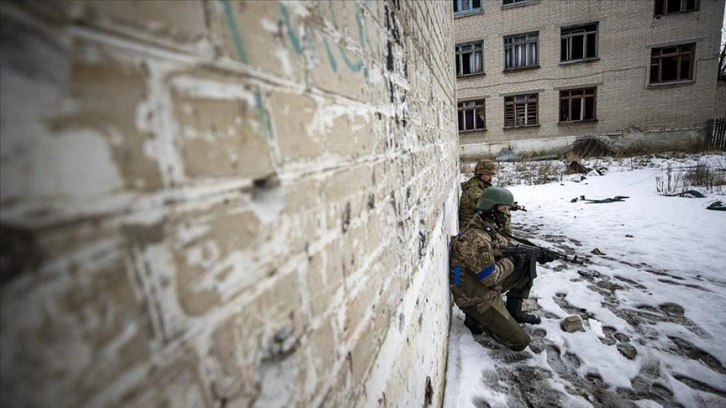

{"left": 461, "top": 264, "right": 533, "bottom": 351}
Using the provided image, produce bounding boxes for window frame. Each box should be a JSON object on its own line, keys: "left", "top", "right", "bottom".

{"left": 453, "top": 0, "right": 482, "bottom": 15}
{"left": 503, "top": 93, "right": 538, "bottom": 128}
{"left": 560, "top": 22, "right": 599, "bottom": 63}
{"left": 503, "top": 32, "right": 539, "bottom": 71}
{"left": 458, "top": 99, "right": 487, "bottom": 132}
{"left": 502, "top": 0, "right": 538, "bottom": 7}
{"left": 654, "top": 0, "right": 699, "bottom": 17}
{"left": 455, "top": 40, "right": 485, "bottom": 77}
{"left": 559, "top": 88, "right": 597, "bottom": 123}
{"left": 649, "top": 43, "right": 695, "bottom": 84}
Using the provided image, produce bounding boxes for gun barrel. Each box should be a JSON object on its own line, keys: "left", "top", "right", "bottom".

{"left": 501, "top": 244, "right": 586, "bottom": 265}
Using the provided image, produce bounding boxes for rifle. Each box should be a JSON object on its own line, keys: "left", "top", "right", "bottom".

{"left": 510, "top": 201, "right": 527, "bottom": 212}
{"left": 499, "top": 242, "right": 585, "bottom": 279}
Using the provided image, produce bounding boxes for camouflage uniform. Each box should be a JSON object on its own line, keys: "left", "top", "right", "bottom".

{"left": 459, "top": 176, "right": 491, "bottom": 227}
{"left": 449, "top": 214, "right": 533, "bottom": 351}
{"left": 459, "top": 160, "right": 513, "bottom": 235}
{"left": 458, "top": 160, "right": 496, "bottom": 227}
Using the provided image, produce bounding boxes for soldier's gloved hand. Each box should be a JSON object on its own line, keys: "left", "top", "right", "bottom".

{"left": 537, "top": 251, "right": 556, "bottom": 265}
{"left": 508, "top": 253, "right": 528, "bottom": 270}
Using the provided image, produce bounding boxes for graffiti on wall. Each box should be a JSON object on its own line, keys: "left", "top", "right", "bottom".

{"left": 217, "top": 0, "right": 377, "bottom": 140}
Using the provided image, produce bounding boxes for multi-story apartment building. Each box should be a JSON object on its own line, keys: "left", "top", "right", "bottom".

{"left": 454, "top": 0, "right": 726, "bottom": 160}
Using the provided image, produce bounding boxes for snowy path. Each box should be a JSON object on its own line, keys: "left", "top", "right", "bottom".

{"left": 445, "top": 155, "right": 726, "bottom": 408}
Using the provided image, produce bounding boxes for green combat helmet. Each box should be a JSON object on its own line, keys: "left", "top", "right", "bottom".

{"left": 476, "top": 187, "right": 514, "bottom": 210}
{"left": 474, "top": 160, "right": 497, "bottom": 177}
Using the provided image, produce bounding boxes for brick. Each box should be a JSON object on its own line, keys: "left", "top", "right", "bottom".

{"left": 170, "top": 73, "right": 274, "bottom": 179}
{"left": 47, "top": 38, "right": 163, "bottom": 193}
{"left": 206, "top": 314, "right": 258, "bottom": 404}
{"left": 268, "top": 90, "right": 324, "bottom": 161}
{"left": 0, "top": 239, "right": 153, "bottom": 407}
{"left": 120, "top": 350, "right": 210, "bottom": 407}
{"left": 209, "top": 0, "right": 305, "bottom": 82}
{"left": 343, "top": 271, "right": 380, "bottom": 342}
{"left": 171, "top": 198, "right": 262, "bottom": 315}
{"left": 308, "top": 32, "right": 368, "bottom": 100}
{"left": 82, "top": 0, "right": 207, "bottom": 46}
{"left": 283, "top": 176, "right": 322, "bottom": 213}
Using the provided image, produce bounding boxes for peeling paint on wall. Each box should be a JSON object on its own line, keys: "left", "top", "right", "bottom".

{"left": 0, "top": 1, "right": 459, "bottom": 407}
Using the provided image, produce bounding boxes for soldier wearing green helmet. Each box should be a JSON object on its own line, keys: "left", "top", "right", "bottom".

{"left": 450, "top": 187, "right": 552, "bottom": 351}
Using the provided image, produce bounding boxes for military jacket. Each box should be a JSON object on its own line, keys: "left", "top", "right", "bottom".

{"left": 450, "top": 214, "right": 515, "bottom": 309}
{"left": 458, "top": 177, "right": 490, "bottom": 227}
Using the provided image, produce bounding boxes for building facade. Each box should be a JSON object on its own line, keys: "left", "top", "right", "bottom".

{"left": 454, "top": 0, "right": 726, "bottom": 160}
{"left": 0, "top": 1, "right": 459, "bottom": 407}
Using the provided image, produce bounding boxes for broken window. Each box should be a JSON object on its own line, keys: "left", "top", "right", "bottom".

{"left": 559, "top": 88, "right": 597, "bottom": 122}
{"left": 504, "top": 94, "right": 538, "bottom": 128}
{"left": 561, "top": 23, "right": 598, "bottom": 62}
{"left": 654, "top": 0, "right": 698, "bottom": 16}
{"left": 650, "top": 44, "right": 695, "bottom": 84}
{"left": 453, "top": 0, "right": 481, "bottom": 14}
{"left": 504, "top": 32, "right": 538, "bottom": 69}
{"left": 456, "top": 41, "right": 484, "bottom": 76}
{"left": 458, "top": 100, "right": 486, "bottom": 131}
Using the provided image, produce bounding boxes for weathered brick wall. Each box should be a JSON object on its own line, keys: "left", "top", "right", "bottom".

{"left": 0, "top": 1, "right": 458, "bottom": 407}
{"left": 455, "top": 0, "right": 725, "bottom": 157}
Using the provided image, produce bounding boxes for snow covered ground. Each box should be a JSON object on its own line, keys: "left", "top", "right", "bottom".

{"left": 445, "top": 153, "right": 726, "bottom": 408}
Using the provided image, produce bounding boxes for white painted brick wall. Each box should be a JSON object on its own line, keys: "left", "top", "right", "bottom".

{"left": 0, "top": 1, "right": 459, "bottom": 406}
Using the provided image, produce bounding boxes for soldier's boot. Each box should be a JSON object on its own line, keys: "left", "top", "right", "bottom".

{"left": 506, "top": 297, "right": 541, "bottom": 325}
{"left": 464, "top": 313, "right": 484, "bottom": 335}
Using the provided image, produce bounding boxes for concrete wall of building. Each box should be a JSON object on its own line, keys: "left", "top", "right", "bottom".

{"left": 0, "top": 1, "right": 458, "bottom": 407}
{"left": 454, "top": 0, "right": 726, "bottom": 158}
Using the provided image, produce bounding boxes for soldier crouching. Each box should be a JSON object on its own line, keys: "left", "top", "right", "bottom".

{"left": 450, "top": 187, "right": 542, "bottom": 351}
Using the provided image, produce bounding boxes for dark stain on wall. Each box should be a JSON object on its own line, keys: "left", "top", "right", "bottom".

{"left": 0, "top": 224, "right": 43, "bottom": 288}
{"left": 341, "top": 201, "right": 351, "bottom": 233}
{"left": 424, "top": 375, "right": 433, "bottom": 405}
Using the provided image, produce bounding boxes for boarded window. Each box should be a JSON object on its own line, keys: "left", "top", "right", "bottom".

{"left": 458, "top": 100, "right": 486, "bottom": 131}
{"left": 504, "top": 94, "right": 538, "bottom": 128}
{"left": 456, "top": 41, "right": 484, "bottom": 76}
{"left": 559, "top": 88, "right": 597, "bottom": 122}
{"left": 650, "top": 43, "right": 695, "bottom": 83}
{"left": 561, "top": 23, "right": 598, "bottom": 62}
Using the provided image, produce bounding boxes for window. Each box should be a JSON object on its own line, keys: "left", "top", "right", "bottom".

{"left": 504, "top": 32, "right": 538, "bottom": 70}
{"left": 504, "top": 94, "right": 538, "bottom": 128}
{"left": 654, "top": 0, "right": 698, "bottom": 16}
{"left": 503, "top": 0, "right": 533, "bottom": 5}
{"left": 458, "top": 100, "right": 486, "bottom": 131}
{"left": 561, "top": 23, "right": 598, "bottom": 62}
{"left": 650, "top": 44, "right": 695, "bottom": 84}
{"left": 559, "top": 88, "right": 597, "bottom": 122}
{"left": 453, "top": 0, "right": 481, "bottom": 14}
{"left": 456, "top": 41, "right": 484, "bottom": 76}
